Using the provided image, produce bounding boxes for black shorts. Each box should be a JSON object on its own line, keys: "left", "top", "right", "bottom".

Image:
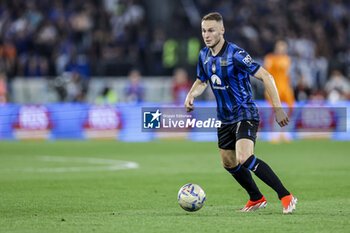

{"left": 218, "top": 120, "right": 259, "bottom": 150}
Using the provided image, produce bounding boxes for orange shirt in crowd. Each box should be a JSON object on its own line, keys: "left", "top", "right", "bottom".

{"left": 0, "top": 77, "right": 7, "bottom": 103}
{"left": 0, "top": 43, "right": 16, "bottom": 61}
{"left": 264, "top": 54, "right": 295, "bottom": 108}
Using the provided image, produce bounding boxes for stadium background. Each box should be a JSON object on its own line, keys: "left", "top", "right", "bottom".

{"left": 0, "top": 0, "right": 349, "bottom": 141}
{"left": 0, "top": 1, "right": 350, "bottom": 233}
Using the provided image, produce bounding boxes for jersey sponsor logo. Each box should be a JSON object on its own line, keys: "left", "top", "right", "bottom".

{"left": 210, "top": 61, "right": 226, "bottom": 90}
{"left": 211, "top": 74, "right": 222, "bottom": 86}
{"left": 242, "top": 54, "right": 252, "bottom": 66}
{"left": 211, "top": 74, "right": 226, "bottom": 90}
{"left": 211, "top": 63, "right": 216, "bottom": 73}
{"left": 220, "top": 60, "right": 227, "bottom": 66}
{"left": 213, "top": 86, "right": 228, "bottom": 90}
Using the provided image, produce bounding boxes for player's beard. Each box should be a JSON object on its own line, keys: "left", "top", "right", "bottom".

{"left": 209, "top": 37, "right": 221, "bottom": 49}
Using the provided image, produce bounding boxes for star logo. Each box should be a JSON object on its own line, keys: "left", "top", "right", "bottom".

{"left": 143, "top": 109, "right": 162, "bottom": 129}
{"left": 150, "top": 109, "right": 162, "bottom": 122}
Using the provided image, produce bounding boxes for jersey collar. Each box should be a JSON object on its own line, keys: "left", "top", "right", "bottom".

{"left": 210, "top": 40, "right": 228, "bottom": 57}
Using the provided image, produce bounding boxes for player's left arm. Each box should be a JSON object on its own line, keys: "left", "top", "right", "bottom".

{"left": 254, "top": 67, "right": 289, "bottom": 127}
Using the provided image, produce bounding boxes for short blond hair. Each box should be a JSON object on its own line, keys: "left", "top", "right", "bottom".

{"left": 202, "top": 12, "right": 223, "bottom": 22}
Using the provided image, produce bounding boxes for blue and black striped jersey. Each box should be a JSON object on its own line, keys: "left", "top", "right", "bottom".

{"left": 197, "top": 41, "right": 260, "bottom": 124}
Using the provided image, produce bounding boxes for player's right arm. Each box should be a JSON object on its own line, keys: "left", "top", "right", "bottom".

{"left": 184, "top": 79, "right": 208, "bottom": 112}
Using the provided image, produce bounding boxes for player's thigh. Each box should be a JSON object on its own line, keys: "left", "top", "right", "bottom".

{"left": 219, "top": 148, "right": 238, "bottom": 168}
{"left": 217, "top": 124, "right": 236, "bottom": 150}
{"left": 235, "top": 120, "right": 259, "bottom": 163}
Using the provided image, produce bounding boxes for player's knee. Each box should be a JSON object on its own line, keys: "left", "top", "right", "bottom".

{"left": 219, "top": 149, "right": 238, "bottom": 168}
{"left": 237, "top": 157, "right": 247, "bottom": 165}
{"left": 222, "top": 160, "right": 238, "bottom": 169}
{"left": 236, "top": 152, "right": 250, "bottom": 164}
{"left": 236, "top": 139, "right": 254, "bottom": 164}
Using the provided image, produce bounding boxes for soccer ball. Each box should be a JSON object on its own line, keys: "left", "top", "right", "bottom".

{"left": 177, "top": 183, "right": 206, "bottom": 212}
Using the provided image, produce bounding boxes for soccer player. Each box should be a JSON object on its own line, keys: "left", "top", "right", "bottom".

{"left": 184, "top": 12, "right": 297, "bottom": 214}
{"left": 264, "top": 40, "right": 295, "bottom": 142}
{"left": 264, "top": 40, "right": 295, "bottom": 110}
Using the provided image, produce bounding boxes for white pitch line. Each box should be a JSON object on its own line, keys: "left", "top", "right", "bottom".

{"left": 39, "top": 156, "right": 138, "bottom": 165}
{"left": 4, "top": 156, "right": 139, "bottom": 173}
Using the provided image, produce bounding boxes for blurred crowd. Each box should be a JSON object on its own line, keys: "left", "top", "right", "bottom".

{"left": 192, "top": 0, "right": 350, "bottom": 101}
{"left": 0, "top": 0, "right": 349, "bottom": 103}
{"left": 0, "top": 0, "right": 147, "bottom": 78}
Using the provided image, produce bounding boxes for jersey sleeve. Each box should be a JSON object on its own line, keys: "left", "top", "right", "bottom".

{"left": 233, "top": 48, "right": 261, "bottom": 76}
{"left": 197, "top": 53, "right": 208, "bottom": 82}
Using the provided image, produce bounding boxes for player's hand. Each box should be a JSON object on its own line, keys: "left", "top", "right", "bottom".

{"left": 275, "top": 108, "right": 289, "bottom": 127}
{"left": 184, "top": 94, "right": 195, "bottom": 112}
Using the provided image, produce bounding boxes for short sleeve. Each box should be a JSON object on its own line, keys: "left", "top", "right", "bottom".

{"left": 233, "top": 48, "right": 261, "bottom": 75}
{"left": 197, "top": 54, "right": 208, "bottom": 82}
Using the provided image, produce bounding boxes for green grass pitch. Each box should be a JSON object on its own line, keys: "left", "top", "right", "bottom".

{"left": 0, "top": 140, "right": 349, "bottom": 233}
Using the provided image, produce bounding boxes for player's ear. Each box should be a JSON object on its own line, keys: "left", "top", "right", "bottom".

{"left": 221, "top": 26, "right": 225, "bottom": 35}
